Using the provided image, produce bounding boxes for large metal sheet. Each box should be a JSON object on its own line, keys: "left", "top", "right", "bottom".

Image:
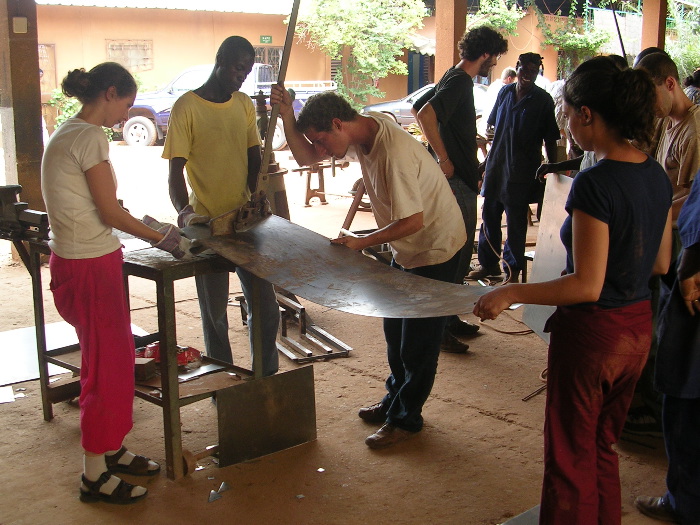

{"left": 185, "top": 215, "right": 490, "bottom": 318}
{"left": 522, "top": 174, "right": 573, "bottom": 342}
{"left": 216, "top": 366, "right": 316, "bottom": 467}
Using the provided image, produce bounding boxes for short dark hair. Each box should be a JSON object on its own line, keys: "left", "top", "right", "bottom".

{"left": 458, "top": 26, "right": 508, "bottom": 61}
{"left": 636, "top": 52, "right": 680, "bottom": 84}
{"left": 296, "top": 91, "right": 358, "bottom": 133}
{"left": 217, "top": 36, "right": 255, "bottom": 63}
{"left": 61, "top": 62, "right": 136, "bottom": 104}
{"left": 632, "top": 46, "right": 669, "bottom": 68}
{"left": 517, "top": 52, "right": 543, "bottom": 69}
{"left": 684, "top": 69, "right": 700, "bottom": 89}
{"left": 564, "top": 56, "right": 656, "bottom": 145}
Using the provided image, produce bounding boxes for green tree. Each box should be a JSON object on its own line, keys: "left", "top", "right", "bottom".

{"left": 532, "top": 0, "right": 611, "bottom": 78}
{"left": 665, "top": 0, "right": 700, "bottom": 80}
{"left": 468, "top": 0, "right": 525, "bottom": 35}
{"left": 296, "top": 0, "right": 426, "bottom": 107}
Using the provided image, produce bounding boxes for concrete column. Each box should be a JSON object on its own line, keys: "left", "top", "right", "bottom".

{"left": 0, "top": 0, "right": 44, "bottom": 209}
{"left": 434, "top": 0, "right": 467, "bottom": 78}
{"left": 641, "top": 0, "right": 667, "bottom": 50}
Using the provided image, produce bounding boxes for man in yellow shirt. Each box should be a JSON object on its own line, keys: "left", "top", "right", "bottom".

{"left": 163, "top": 36, "right": 279, "bottom": 376}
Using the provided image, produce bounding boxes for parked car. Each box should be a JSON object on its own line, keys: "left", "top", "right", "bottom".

{"left": 116, "top": 63, "right": 335, "bottom": 150}
{"left": 361, "top": 82, "right": 488, "bottom": 127}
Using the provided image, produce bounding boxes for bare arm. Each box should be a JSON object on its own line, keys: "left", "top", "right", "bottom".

{"left": 85, "top": 161, "right": 163, "bottom": 243}
{"left": 536, "top": 156, "right": 583, "bottom": 181}
{"left": 652, "top": 209, "right": 673, "bottom": 275}
{"left": 247, "top": 145, "right": 261, "bottom": 193}
{"left": 544, "top": 139, "right": 559, "bottom": 166}
{"left": 671, "top": 188, "right": 689, "bottom": 223}
{"left": 474, "top": 209, "right": 608, "bottom": 320}
{"left": 270, "top": 84, "right": 325, "bottom": 167}
{"left": 415, "top": 103, "right": 453, "bottom": 178}
{"left": 168, "top": 157, "right": 189, "bottom": 212}
{"left": 330, "top": 212, "right": 423, "bottom": 251}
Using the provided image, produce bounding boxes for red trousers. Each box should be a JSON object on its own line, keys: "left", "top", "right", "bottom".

{"left": 49, "top": 249, "right": 135, "bottom": 454}
{"left": 540, "top": 302, "right": 651, "bottom": 525}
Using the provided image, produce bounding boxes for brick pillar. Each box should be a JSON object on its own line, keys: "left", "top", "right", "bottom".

{"left": 434, "top": 0, "right": 467, "bottom": 79}
{"left": 641, "top": 0, "right": 667, "bottom": 51}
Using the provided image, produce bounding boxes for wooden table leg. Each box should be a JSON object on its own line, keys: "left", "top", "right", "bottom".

{"left": 156, "top": 275, "right": 184, "bottom": 480}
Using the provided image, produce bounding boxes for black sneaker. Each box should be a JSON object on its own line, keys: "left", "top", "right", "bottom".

{"left": 623, "top": 406, "right": 663, "bottom": 438}
{"left": 466, "top": 265, "right": 502, "bottom": 281}
{"left": 440, "top": 332, "right": 470, "bottom": 353}
{"left": 358, "top": 402, "right": 388, "bottom": 423}
{"left": 634, "top": 496, "right": 680, "bottom": 523}
{"left": 448, "top": 319, "right": 480, "bottom": 336}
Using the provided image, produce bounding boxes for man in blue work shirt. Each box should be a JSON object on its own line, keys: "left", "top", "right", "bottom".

{"left": 468, "top": 52, "right": 560, "bottom": 283}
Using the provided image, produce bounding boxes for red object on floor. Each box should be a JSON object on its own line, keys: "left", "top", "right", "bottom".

{"left": 135, "top": 342, "right": 201, "bottom": 367}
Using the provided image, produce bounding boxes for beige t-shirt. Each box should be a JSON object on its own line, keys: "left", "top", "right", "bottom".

{"left": 162, "top": 90, "right": 261, "bottom": 218}
{"left": 355, "top": 112, "right": 467, "bottom": 269}
{"left": 41, "top": 118, "right": 121, "bottom": 259}
{"left": 656, "top": 104, "right": 700, "bottom": 198}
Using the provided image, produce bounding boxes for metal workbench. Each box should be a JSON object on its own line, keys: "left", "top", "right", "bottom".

{"left": 28, "top": 242, "right": 299, "bottom": 480}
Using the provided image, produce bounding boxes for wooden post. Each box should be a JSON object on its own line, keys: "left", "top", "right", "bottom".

{"left": 0, "top": 0, "right": 44, "bottom": 209}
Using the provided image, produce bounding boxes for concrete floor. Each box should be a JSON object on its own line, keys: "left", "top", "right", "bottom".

{"left": 0, "top": 144, "right": 669, "bottom": 525}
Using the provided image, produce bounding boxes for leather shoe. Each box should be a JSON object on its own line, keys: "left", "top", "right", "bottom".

{"left": 634, "top": 496, "right": 680, "bottom": 523}
{"left": 358, "top": 402, "right": 388, "bottom": 424}
{"left": 440, "top": 331, "right": 470, "bottom": 354}
{"left": 365, "top": 423, "right": 417, "bottom": 449}
{"left": 448, "top": 319, "right": 480, "bottom": 336}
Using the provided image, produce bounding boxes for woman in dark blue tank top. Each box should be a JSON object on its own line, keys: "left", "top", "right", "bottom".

{"left": 474, "top": 57, "right": 673, "bottom": 524}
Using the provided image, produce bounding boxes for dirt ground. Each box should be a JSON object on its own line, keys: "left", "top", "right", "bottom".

{"left": 0, "top": 146, "right": 669, "bottom": 524}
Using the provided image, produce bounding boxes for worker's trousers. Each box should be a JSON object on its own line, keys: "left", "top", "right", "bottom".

{"left": 49, "top": 249, "right": 135, "bottom": 454}
{"left": 540, "top": 302, "right": 651, "bottom": 525}
{"left": 195, "top": 268, "right": 279, "bottom": 377}
{"left": 381, "top": 250, "right": 460, "bottom": 433}
{"left": 663, "top": 395, "right": 700, "bottom": 524}
{"left": 477, "top": 196, "right": 529, "bottom": 277}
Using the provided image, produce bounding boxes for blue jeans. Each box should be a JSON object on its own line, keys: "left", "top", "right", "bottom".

{"left": 448, "top": 177, "right": 478, "bottom": 284}
{"left": 195, "top": 269, "right": 279, "bottom": 376}
{"left": 381, "top": 250, "right": 460, "bottom": 432}
{"left": 663, "top": 395, "right": 700, "bottom": 524}
{"left": 477, "top": 197, "right": 529, "bottom": 275}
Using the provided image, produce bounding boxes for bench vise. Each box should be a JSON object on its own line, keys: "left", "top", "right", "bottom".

{"left": 0, "top": 185, "right": 49, "bottom": 241}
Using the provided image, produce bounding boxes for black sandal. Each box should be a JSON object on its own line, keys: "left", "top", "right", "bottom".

{"left": 106, "top": 446, "right": 161, "bottom": 476}
{"left": 79, "top": 473, "right": 147, "bottom": 504}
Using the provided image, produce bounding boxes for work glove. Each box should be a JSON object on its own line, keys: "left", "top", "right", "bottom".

{"left": 177, "top": 205, "right": 211, "bottom": 228}
{"left": 142, "top": 215, "right": 168, "bottom": 231}
{"left": 152, "top": 224, "right": 197, "bottom": 260}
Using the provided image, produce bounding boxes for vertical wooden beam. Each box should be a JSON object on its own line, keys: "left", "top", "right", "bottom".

{"left": 434, "top": 0, "right": 467, "bottom": 78}
{"left": 0, "top": 0, "right": 44, "bottom": 209}
{"left": 641, "top": 0, "right": 667, "bottom": 50}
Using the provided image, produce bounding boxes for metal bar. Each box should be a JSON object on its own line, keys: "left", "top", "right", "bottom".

{"left": 30, "top": 243, "right": 54, "bottom": 421}
{"left": 257, "top": 0, "right": 301, "bottom": 193}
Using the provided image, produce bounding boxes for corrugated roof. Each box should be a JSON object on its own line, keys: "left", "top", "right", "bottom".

{"left": 35, "top": 0, "right": 293, "bottom": 15}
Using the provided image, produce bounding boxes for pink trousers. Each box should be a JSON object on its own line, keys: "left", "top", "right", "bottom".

{"left": 49, "top": 249, "right": 134, "bottom": 454}
{"left": 540, "top": 302, "right": 651, "bottom": 525}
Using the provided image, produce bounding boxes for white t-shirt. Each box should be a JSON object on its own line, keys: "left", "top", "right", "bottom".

{"left": 356, "top": 112, "right": 467, "bottom": 269}
{"left": 41, "top": 118, "right": 121, "bottom": 259}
